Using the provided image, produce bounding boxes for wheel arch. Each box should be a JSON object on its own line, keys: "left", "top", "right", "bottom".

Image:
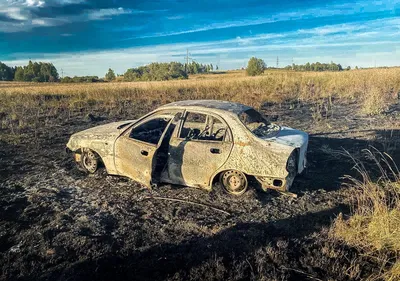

{"left": 74, "top": 147, "right": 106, "bottom": 169}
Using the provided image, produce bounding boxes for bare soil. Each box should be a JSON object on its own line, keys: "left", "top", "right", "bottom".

{"left": 1, "top": 100, "right": 400, "bottom": 281}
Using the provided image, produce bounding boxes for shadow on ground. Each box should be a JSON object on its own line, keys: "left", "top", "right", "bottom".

{"left": 41, "top": 205, "right": 348, "bottom": 281}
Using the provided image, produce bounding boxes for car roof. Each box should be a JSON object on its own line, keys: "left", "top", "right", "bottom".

{"left": 160, "top": 100, "right": 252, "bottom": 114}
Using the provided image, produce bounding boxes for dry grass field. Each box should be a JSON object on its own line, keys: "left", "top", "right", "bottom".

{"left": 1, "top": 69, "right": 400, "bottom": 281}
{"left": 1, "top": 68, "right": 399, "bottom": 138}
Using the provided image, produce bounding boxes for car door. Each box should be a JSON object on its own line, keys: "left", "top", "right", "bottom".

{"left": 114, "top": 112, "right": 175, "bottom": 187}
{"left": 166, "top": 111, "right": 234, "bottom": 188}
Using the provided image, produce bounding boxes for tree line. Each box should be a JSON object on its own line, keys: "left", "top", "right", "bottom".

{"left": 0, "top": 60, "right": 59, "bottom": 82}
{"left": 185, "top": 61, "right": 215, "bottom": 75}
{"left": 245, "top": 58, "right": 352, "bottom": 76}
{"left": 122, "top": 61, "right": 215, "bottom": 82}
{"left": 284, "top": 62, "right": 350, "bottom": 71}
{"left": 0, "top": 58, "right": 353, "bottom": 83}
{"left": 0, "top": 60, "right": 217, "bottom": 83}
{"left": 61, "top": 76, "right": 103, "bottom": 83}
{"left": 123, "top": 62, "right": 187, "bottom": 81}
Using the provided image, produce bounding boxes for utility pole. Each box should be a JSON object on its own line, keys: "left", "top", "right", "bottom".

{"left": 292, "top": 57, "right": 294, "bottom": 70}
{"left": 186, "top": 49, "right": 189, "bottom": 67}
{"left": 184, "top": 49, "right": 193, "bottom": 73}
{"left": 61, "top": 68, "right": 64, "bottom": 79}
{"left": 276, "top": 56, "right": 279, "bottom": 69}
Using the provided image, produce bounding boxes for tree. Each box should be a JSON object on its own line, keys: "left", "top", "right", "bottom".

{"left": 14, "top": 67, "right": 24, "bottom": 81}
{"left": 168, "top": 62, "right": 187, "bottom": 79}
{"left": 23, "top": 60, "right": 36, "bottom": 81}
{"left": 105, "top": 68, "right": 116, "bottom": 81}
{"left": 0, "top": 62, "right": 14, "bottom": 81}
{"left": 246, "top": 57, "right": 266, "bottom": 76}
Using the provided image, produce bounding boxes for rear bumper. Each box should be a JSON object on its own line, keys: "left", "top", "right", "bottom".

{"left": 255, "top": 174, "right": 295, "bottom": 192}
{"left": 297, "top": 144, "right": 308, "bottom": 174}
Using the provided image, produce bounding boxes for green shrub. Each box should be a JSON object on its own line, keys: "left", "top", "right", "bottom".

{"left": 246, "top": 57, "right": 266, "bottom": 76}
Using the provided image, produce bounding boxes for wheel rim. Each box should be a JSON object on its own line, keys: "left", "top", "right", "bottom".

{"left": 221, "top": 170, "right": 248, "bottom": 195}
{"left": 82, "top": 150, "right": 98, "bottom": 173}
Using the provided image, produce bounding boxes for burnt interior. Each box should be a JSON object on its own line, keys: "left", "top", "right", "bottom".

{"left": 152, "top": 115, "right": 181, "bottom": 182}
{"left": 129, "top": 117, "right": 171, "bottom": 145}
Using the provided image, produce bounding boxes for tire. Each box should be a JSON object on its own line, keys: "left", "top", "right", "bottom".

{"left": 219, "top": 170, "right": 248, "bottom": 196}
{"left": 81, "top": 149, "right": 99, "bottom": 174}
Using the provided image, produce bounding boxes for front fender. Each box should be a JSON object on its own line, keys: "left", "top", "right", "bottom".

{"left": 66, "top": 134, "right": 118, "bottom": 174}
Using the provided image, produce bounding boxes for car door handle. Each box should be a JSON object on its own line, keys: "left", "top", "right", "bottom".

{"left": 141, "top": 150, "right": 149, "bottom": 156}
{"left": 210, "top": 148, "right": 221, "bottom": 154}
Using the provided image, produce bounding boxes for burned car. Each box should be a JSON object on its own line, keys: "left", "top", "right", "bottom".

{"left": 67, "top": 100, "right": 308, "bottom": 195}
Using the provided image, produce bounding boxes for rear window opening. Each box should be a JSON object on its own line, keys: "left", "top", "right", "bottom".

{"left": 238, "top": 109, "right": 280, "bottom": 138}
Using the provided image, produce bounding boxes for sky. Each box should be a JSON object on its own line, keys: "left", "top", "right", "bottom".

{"left": 0, "top": 0, "right": 399, "bottom": 76}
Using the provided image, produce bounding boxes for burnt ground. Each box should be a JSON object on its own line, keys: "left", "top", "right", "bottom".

{"left": 1, "top": 100, "right": 400, "bottom": 281}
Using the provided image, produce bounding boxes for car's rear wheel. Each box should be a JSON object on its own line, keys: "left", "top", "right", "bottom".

{"left": 220, "top": 170, "right": 248, "bottom": 196}
{"left": 81, "top": 149, "right": 99, "bottom": 174}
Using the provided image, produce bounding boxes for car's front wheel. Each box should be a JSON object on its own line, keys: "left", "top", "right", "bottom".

{"left": 219, "top": 170, "right": 248, "bottom": 196}
{"left": 81, "top": 149, "right": 99, "bottom": 174}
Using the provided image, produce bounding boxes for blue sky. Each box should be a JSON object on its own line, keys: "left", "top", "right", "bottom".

{"left": 0, "top": 0, "right": 399, "bottom": 76}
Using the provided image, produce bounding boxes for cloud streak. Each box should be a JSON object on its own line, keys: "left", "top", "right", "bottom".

{"left": 125, "top": 0, "right": 400, "bottom": 40}
{"left": 87, "top": 7, "right": 133, "bottom": 20}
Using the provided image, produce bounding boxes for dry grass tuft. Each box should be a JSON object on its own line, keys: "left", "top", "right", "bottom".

{"left": 332, "top": 149, "right": 400, "bottom": 281}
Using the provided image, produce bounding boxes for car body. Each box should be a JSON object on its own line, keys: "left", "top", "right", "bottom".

{"left": 66, "top": 100, "right": 308, "bottom": 195}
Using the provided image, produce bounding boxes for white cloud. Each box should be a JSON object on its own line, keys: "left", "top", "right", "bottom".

{"left": 0, "top": 1, "right": 132, "bottom": 32}
{"left": 25, "top": 0, "right": 45, "bottom": 7}
{"left": 0, "top": 6, "right": 27, "bottom": 20}
{"left": 31, "top": 18, "right": 45, "bottom": 25}
{"left": 166, "top": 15, "right": 185, "bottom": 20}
{"left": 298, "top": 18, "right": 400, "bottom": 36}
{"left": 87, "top": 7, "right": 133, "bottom": 20}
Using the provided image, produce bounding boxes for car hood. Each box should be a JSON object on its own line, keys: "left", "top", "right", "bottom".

{"left": 72, "top": 120, "right": 136, "bottom": 138}
{"left": 67, "top": 120, "right": 136, "bottom": 151}
{"left": 259, "top": 126, "right": 308, "bottom": 148}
